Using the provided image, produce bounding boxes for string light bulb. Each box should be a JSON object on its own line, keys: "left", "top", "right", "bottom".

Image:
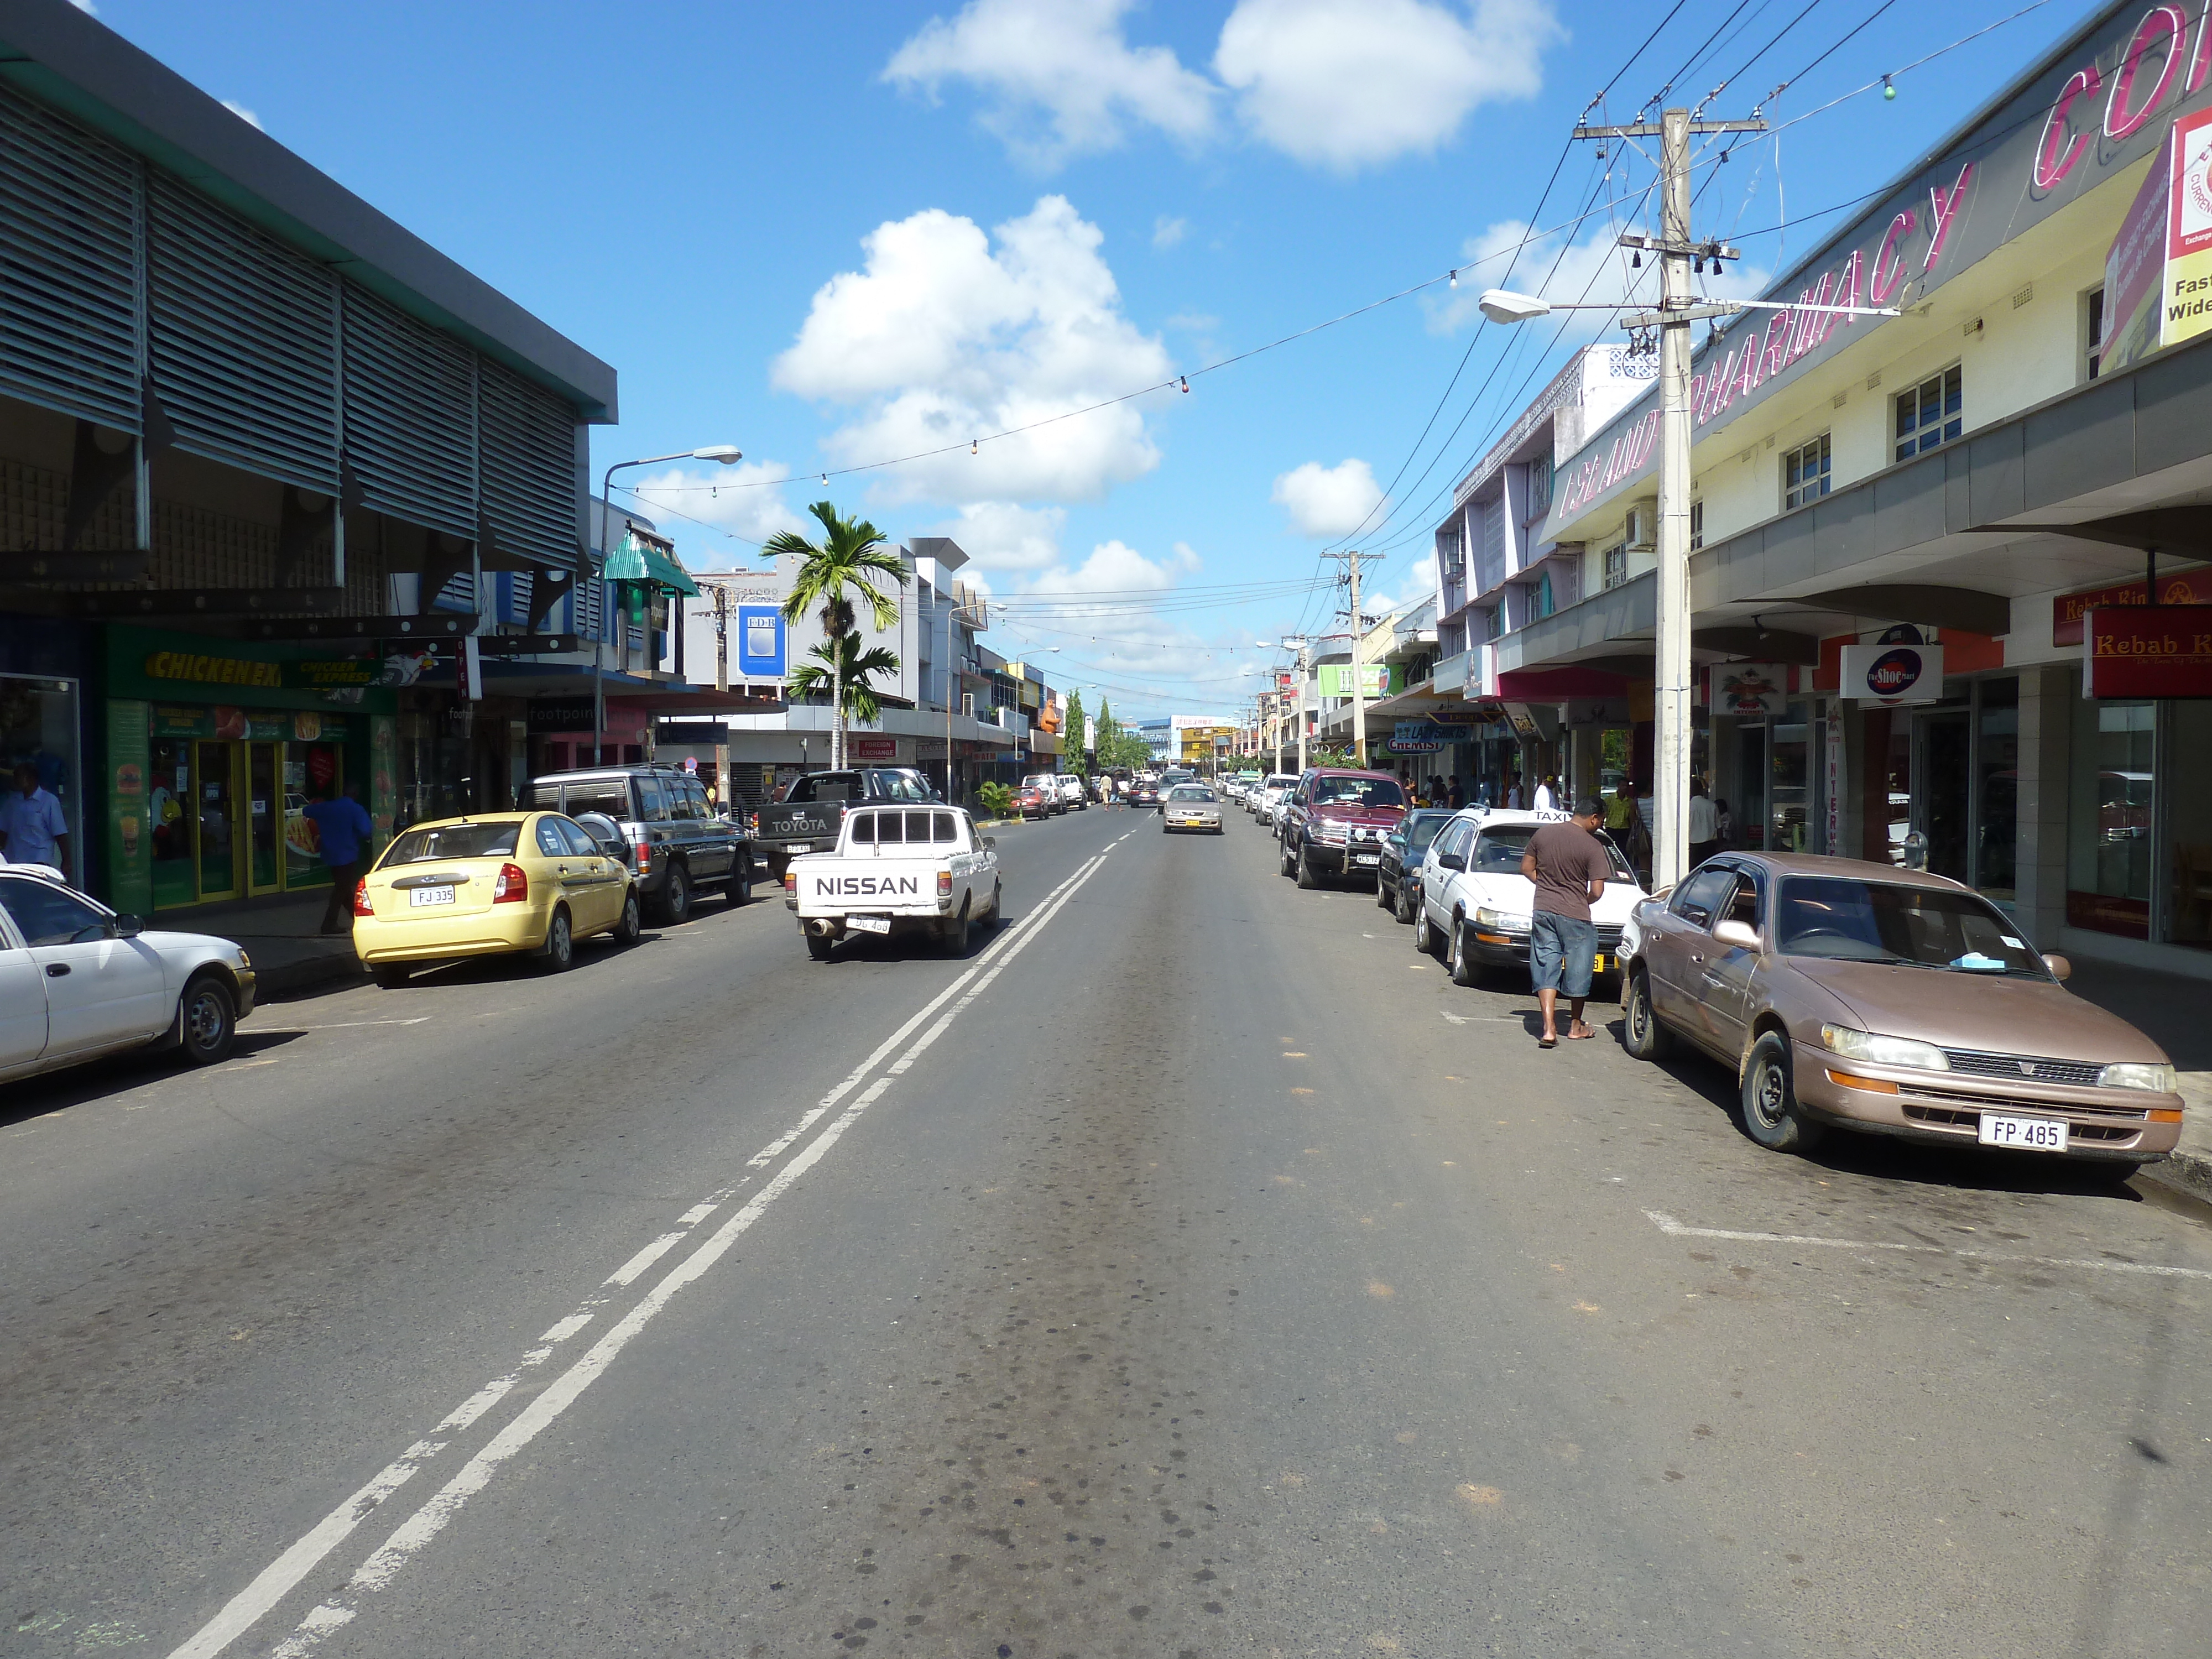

{"left": 1883, "top": 74, "right": 1896, "bottom": 101}
{"left": 971, "top": 438, "right": 978, "bottom": 455}
{"left": 1448, "top": 268, "right": 1458, "bottom": 288}
{"left": 1179, "top": 375, "right": 1190, "bottom": 394}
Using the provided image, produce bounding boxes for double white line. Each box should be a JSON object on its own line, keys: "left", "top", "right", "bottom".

{"left": 171, "top": 848, "right": 1117, "bottom": 1659}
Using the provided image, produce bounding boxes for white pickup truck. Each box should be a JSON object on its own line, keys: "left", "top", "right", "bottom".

{"left": 785, "top": 801, "right": 1003, "bottom": 960}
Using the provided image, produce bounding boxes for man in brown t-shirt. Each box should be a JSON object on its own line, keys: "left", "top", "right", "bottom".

{"left": 1520, "top": 798, "right": 1611, "bottom": 1047}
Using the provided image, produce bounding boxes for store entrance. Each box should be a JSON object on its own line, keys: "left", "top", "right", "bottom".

{"left": 194, "top": 740, "right": 238, "bottom": 901}
{"left": 1916, "top": 710, "right": 1971, "bottom": 882}
{"left": 247, "top": 741, "right": 281, "bottom": 894}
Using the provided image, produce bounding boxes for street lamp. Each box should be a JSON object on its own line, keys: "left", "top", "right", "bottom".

{"left": 593, "top": 445, "right": 743, "bottom": 764}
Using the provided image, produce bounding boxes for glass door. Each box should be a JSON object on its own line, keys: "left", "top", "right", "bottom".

{"left": 1916, "top": 710, "right": 1972, "bottom": 882}
{"left": 194, "top": 741, "right": 239, "bottom": 901}
{"left": 149, "top": 738, "right": 197, "bottom": 909}
{"left": 247, "top": 742, "right": 280, "bottom": 894}
{"left": 1735, "top": 724, "right": 1767, "bottom": 849}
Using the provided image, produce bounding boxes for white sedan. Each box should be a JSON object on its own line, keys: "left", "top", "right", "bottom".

{"left": 0, "top": 864, "right": 255, "bottom": 1083}
{"left": 1412, "top": 809, "right": 1647, "bottom": 988}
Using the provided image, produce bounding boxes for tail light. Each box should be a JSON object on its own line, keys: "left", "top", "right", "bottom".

{"left": 783, "top": 869, "right": 797, "bottom": 899}
{"left": 352, "top": 879, "right": 373, "bottom": 917}
{"left": 937, "top": 869, "right": 954, "bottom": 899}
{"left": 493, "top": 862, "right": 528, "bottom": 903}
{"left": 634, "top": 837, "right": 651, "bottom": 874}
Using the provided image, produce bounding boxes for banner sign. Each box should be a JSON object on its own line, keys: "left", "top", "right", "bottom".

{"left": 149, "top": 705, "right": 352, "bottom": 742}
{"left": 850, "top": 736, "right": 898, "bottom": 760}
{"left": 2163, "top": 106, "right": 2212, "bottom": 350}
{"left": 2084, "top": 606, "right": 2212, "bottom": 697}
{"left": 2054, "top": 567, "right": 2211, "bottom": 644}
{"left": 736, "top": 606, "right": 787, "bottom": 678}
{"left": 1838, "top": 643, "right": 1945, "bottom": 705}
{"left": 1712, "top": 663, "right": 1790, "bottom": 718}
{"left": 1316, "top": 663, "right": 1399, "bottom": 698}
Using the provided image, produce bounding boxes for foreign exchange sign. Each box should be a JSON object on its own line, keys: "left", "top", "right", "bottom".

{"left": 2084, "top": 606, "right": 2212, "bottom": 698}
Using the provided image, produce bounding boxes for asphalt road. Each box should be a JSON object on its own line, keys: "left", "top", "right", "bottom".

{"left": 6, "top": 801, "right": 2211, "bottom": 1659}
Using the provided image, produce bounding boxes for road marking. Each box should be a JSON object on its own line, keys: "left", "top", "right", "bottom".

{"left": 1644, "top": 1211, "right": 2212, "bottom": 1282}
{"left": 167, "top": 844, "right": 1113, "bottom": 1659}
{"left": 258, "top": 1018, "right": 433, "bottom": 1033}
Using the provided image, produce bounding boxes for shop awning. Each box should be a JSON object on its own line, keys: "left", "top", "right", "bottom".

{"left": 599, "top": 534, "right": 701, "bottom": 596}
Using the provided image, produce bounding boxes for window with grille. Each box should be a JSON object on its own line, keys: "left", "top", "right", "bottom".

{"left": 1689, "top": 499, "right": 1704, "bottom": 550}
{"left": 1783, "top": 434, "right": 1831, "bottom": 510}
{"left": 2084, "top": 285, "right": 2105, "bottom": 381}
{"left": 1527, "top": 453, "right": 1553, "bottom": 519}
{"left": 1893, "top": 366, "right": 1962, "bottom": 461}
{"left": 1603, "top": 542, "right": 1627, "bottom": 590}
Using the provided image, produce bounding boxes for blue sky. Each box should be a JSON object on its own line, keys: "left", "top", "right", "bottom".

{"left": 87, "top": 0, "right": 2086, "bottom": 719}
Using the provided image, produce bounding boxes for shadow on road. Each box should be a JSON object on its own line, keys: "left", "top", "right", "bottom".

{"left": 0, "top": 1029, "right": 310, "bottom": 1128}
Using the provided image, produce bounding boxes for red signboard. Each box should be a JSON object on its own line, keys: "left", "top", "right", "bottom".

{"left": 2054, "top": 570, "right": 2211, "bottom": 643}
{"left": 2084, "top": 606, "right": 2212, "bottom": 697}
{"left": 849, "top": 736, "right": 898, "bottom": 760}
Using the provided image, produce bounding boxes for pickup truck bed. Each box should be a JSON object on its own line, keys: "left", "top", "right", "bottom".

{"left": 786, "top": 802, "right": 1001, "bottom": 959}
{"left": 753, "top": 768, "right": 938, "bottom": 879}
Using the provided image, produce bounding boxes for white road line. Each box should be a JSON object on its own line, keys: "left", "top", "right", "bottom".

{"left": 260, "top": 846, "right": 1117, "bottom": 1657}
{"left": 258, "top": 1019, "right": 433, "bottom": 1033}
{"left": 1645, "top": 1210, "right": 2212, "bottom": 1282}
{"left": 166, "top": 845, "right": 1112, "bottom": 1659}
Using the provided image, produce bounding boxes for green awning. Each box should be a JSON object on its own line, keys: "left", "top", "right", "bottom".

{"left": 601, "top": 532, "right": 700, "bottom": 596}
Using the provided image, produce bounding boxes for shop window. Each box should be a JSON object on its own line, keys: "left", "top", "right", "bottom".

{"left": 2084, "top": 285, "right": 2105, "bottom": 382}
{"left": 1769, "top": 701, "right": 1812, "bottom": 853}
{"left": 1894, "top": 365, "right": 1963, "bottom": 461}
{"left": 1783, "top": 434, "right": 1831, "bottom": 510}
{"left": 2067, "top": 695, "right": 2154, "bottom": 937}
{"left": 2166, "top": 701, "right": 2212, "bottom": 949}
{"left": 1973, "top": 678, "right": 2017, "bottom": 902}
{"left": 0, "top": 674, "right": 81, "bottom": 888}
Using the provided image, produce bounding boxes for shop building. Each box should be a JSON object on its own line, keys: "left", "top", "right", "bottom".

{"left": 0, "top": 0, "right": 615, "bottom": 913}
{"left": 1493, "top": 0, "right": 2212, "bottom": 977}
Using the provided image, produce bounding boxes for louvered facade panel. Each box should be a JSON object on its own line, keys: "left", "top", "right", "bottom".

{"left": 148, "top": 175, "right": 338, "bottom": 491}
{"left": 0, "top": 87, "right": 140, "bottom": 430}
{"left": 342, "top": 283, "right": 476, "bottom": 537}
{"left": 479, "top": 358, "right": 579, "bottom": 571}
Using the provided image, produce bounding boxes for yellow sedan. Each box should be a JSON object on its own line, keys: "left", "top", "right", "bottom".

{"left": 352, "top": 812, "right": 639, "bottom": 988}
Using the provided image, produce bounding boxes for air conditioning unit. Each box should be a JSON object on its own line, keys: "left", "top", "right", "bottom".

{"left": 1624, "top": 505, "right": 1654, "bottom": 551}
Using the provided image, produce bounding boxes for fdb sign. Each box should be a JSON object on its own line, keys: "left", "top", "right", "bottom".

{"left": 736, "top": 606, "right": 786, "bottom": 678}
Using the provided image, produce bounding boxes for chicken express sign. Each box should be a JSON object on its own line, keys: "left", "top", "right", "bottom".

{"left": 2084, "top": 606, "right": 2212, "bottom": 696}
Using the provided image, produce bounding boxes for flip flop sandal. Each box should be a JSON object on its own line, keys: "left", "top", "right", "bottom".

{"left": 1538, "top": 1034, "right": 1558, "bottom": 1049}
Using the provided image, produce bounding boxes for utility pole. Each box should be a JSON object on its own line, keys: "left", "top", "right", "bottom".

{"left": 1281, "top": 637, "right": 1313, "bottom": 774}
{"left": 1322, "top": 550, "right": 1376, "bottom": 767}
{"left": 691, "top": 576, "right": 742, "bottom": 814}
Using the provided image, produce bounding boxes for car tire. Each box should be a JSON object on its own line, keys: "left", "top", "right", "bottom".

{"left": 1622, "top": 967, "right": 1671, "bottom": 1060}
{"left": 540, "top": 906, "right": 575, "bottom": 973}
{"left": 1394, "top": 883, "right": 1415, "bottom": 925}
{"left": 1741, "top": 1029, "right": 1825, "bottom": 1153}
{"left": 1295, "top": 845, "right": 1317, "bottom": 889}
{"left": 942, "top": 901, "right": 972, "bottom": 957}
{"left": 655, "top": 863, "right": 692, "bottom": 926}
{"left": 1413, "top": 901, "right": 1437, "bottom": 958}
{"left": 612, "top": 890, "right": 642, "bottom": 947}
{"left": 805, "top": 930, "right": 836, "bottom": 962}
{"left": 175, "top": 972, "right": 237, "bottom": 1066}
{"left": 985, "top": 881, "right": 1002, "bottom": 921}
{"left": 372, "top": 964, "right": 412, "bottom": 989}
{"left": 727, "top": 853, "right": 752, "bottom": 906}
{"left": 1376, "top": 875, "right": 1393, "bottom": 910}
{"left": 1449, "top": 917, "right": 1479, "bottom": 987}
{"left": 1279, "top": 838, "right": 1296, "bottom": 879}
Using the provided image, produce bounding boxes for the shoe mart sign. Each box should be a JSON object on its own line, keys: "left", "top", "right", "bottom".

{"left": 1543, "top": 0, "right": 2212, "bottom": 542}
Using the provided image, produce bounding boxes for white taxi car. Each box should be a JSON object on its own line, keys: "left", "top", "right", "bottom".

{"left": 1413, "top": 808, "right": 1647, "bottom": 988}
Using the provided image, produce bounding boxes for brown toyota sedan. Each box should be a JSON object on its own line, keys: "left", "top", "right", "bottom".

{"left": 1620, "top": 853, "right": 2184, "bottom": 1172}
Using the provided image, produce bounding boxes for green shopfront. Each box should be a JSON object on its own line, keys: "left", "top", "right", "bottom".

{"left": 101, "top": 628, "right": 398, "bottom": 915}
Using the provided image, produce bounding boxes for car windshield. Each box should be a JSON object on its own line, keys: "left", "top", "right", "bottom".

{"left": 382, "top": 822, "right": 522, "bottom": 865}
{"left": 1402, "top": 814, "right": 1451, "bottom": 853}
{"left": 1312, "top": 775, "right": 1405, "bottom": 807}
{"left": 1167, "top": 786, "right": 1215, "bottom": 801}
{"left": 1265, "top": 776, "right": 1297, "bottom": 791}
{"left": 1472, "top": 823, "right": 1635, "bottom": 879}
{"left": 1776, "top": 877, "right": 2049, "bottom": 975}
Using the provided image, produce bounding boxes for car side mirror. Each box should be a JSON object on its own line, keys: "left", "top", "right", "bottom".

{"left": 1713, "top": 919, "right": 1761, "bottom": 952}
{"left": 111, "top": 914, "right": 143, "bottom": 939}
{"left": 1437, "top": 851, "right": 1465, "bottom": 872}
{"left": 2042, "top": 952, "right": 2071, "bottom": 981}
{"left": 982, "top": 836, "right": 998, "bottom": 850}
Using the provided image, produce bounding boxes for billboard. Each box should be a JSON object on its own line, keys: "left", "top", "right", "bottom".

{"left": 2084, "top": 606, "right": 2212, "bottom": 697}
{"left": 736, "top": 606, "right": 787, "bottom": 678}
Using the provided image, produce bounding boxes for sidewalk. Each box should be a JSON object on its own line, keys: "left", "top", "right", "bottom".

{"left": 154, "top": 891, "right": 364, "bottom": 1000}
{"left": 2063, "top": 956, "right": 2212, "bottom": 1204}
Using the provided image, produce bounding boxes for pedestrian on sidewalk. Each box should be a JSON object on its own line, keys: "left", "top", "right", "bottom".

{"left": 1688, "top": 781, "right": 1720, "bottom": 869}
{"left": 1447, "top": 775, "right": 1466, "bottom": 810}
{"left": 0, "top": 762, "right": 70, "bottom": 879}
{"left": 303, "top": 781, "right": 373, "bottom": 935}
{"left": 1521, "top": 796, "right": 1610, "bottom": 1049}
{"left": 1533, "top": 773, "right": 1559, "bottom": 811}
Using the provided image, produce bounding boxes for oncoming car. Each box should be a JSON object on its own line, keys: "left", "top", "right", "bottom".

{"left": 1161, "top": 783, "right": 1223, "bottom": 834}
{"left": 1415, "top": 810, "right": 1645, "bottom": 987}
{"left": 1619, "top": 853, "right": 2185, "bottom": 1171}
{"left": 352, "top": 812, "right": 639, "bottom": 987}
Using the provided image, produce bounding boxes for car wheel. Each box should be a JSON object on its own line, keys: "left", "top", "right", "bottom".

{"left": 1394, "top": 883, "right": 1415, "bottom": 925}
{"left": 1741, "top": 1029, "right": 1824, "bottom": 1152}
{"left": 985, "top": 881, "right": 1002, "bottom": 921}
{"left": 727, "top": 853, "right": 752, "bottom": 906}
{"left": 805, "top": 930, "right": 836, "bottom": 962}
{"left": 176, "top": 972, "right": 237, "bottom": 1066}
{"left": 942, "top": 901, "right": 972, "bottom": 957}
{"left": 1295, "top": 845, "right": 1317, "bottom": 889}
{"left": 1376, "top": 875, "right": 1393, "bottom": 910}
{"left": 1622, "top": 967, "right": 1671, "bottom": 1060}
{"left": 656, "top": 863, "right": 692, "bottom": 926}
{"left": 1279, "top": 838, "right": 1296, "bottom": 879}
{"left": 1449, "top": 917, "right": 1479, "bottom": 987}
{"left": 372, "top": 964, "right": 413, "bottom": 989}
{"left": 766, "top": 857, "right": 788, "bottom": 886}
{"left": 540, "top": 906, "right": 575, "bottom": 973}
{"left": 1413, "top": 901, "right": 1437, "bottom": 957}
{"left": 612, "top": 889, "right": 642, "bottom": 947}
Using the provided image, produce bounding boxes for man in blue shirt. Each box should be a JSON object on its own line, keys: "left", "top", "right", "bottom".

{"left": 302, "top": 782, "right": 374, "bottom": 935}
{"left": 0, "top": 763, "right": 70, "bottom": 879}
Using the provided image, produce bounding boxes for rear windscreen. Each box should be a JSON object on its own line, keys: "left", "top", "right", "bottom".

{"left": 560, "top": 779, "right": 633, "bottom": 820}
{"left": 381, "top": 822, "right": 522, "bottom": 865}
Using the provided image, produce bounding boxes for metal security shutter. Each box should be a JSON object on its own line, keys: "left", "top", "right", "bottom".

{"left": 342, "top": 283, "right": 476, "bottom": 536}
{"left": 0, "top": 87, "right": 140, "bottom": 430}
{"left": 148, "top": 174, "right": 338, "bottom": 491}
{"left": 479, "top": 358, "right": 579, "bottom": 571}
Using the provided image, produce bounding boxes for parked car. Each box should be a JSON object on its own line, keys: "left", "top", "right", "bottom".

{"left": 0, "top": 863, "right": 256, "bottom": 1081}
{"left": 1277, "top": 768, "right": 1407, "bottom": 888}
{"left": 1013, "top": 782, "right": 1052, "bottom": 820}
{"left": 1161, "top": 783, "right": 1224, "bottom": 834}
{"left": 1415, "top": 810, "right": 1645, "bottom": 988}
{"left": 1619, "top": 852, "right": 2185, "bottom": 1171}
{"left": 1021, "top": 774, "right": 1067, "bottom": 816}
{"left": 523, "top": 764, "right": 748, "bottom": 925}
{"left": 1376, "top": 808, "right": 1455, "bottom": 925}
{"left": 1252, "top": 773, "right": 1298, "bottom": 821}
{"left": 1055, "top": 775, "right": 1089, "bottom": 811}
{"left": 751, "top": 769, "right": 936, "bottom": 883}
{"left": 786, "top": 801, "right": 1001, "bottom": 959}
{"left": 353, "top": 811, "right": 639, "bottom": 987}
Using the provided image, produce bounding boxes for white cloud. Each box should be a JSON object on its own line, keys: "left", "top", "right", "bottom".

{"left": 1215, "top": 0, "right": 1559, "bottom": 172}
{"left": 884, "top": 0, "right": 1216, "bottom": 169}
{"left": 773, "top": 195, "right": 1173, "bottom": 507}
{"left": 221, "top": 99, "right": 264, "bottom": 131}
{"left": 628, "top": 460, "right": 809, "bottom": 560}
{"left": 1151, "top": 214, "right": 1187, "bottom": 248}
{"left": 1272, "top": 458, "right": 1385, "bottom": 538}
{"left": 1427, "top": 217, "right": 1768, "bottom": 337}
{"left": 930, "top": 501, "right": 1066, "bottom": 571}
{"left": 69, "top": 0, "right": 97, "bottom": 14}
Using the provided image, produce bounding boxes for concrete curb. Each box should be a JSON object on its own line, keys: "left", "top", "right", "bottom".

{"left": 2143, "top": 1151, "right": 2212, "bottom": 1207}
{"left": 255, "top": 953, "right": 367, "bottom": 1001}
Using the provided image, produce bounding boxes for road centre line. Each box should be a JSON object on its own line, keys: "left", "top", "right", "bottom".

{"left": 164, "top": 845, "right": 1109, "bottom": 1659}
{"left": 1645, "top": 1210, "right": 2212, "bottom": 1282}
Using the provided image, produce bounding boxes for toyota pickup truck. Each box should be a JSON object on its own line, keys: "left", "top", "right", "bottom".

{"left": 785, "top": 801, "right": 1001, "bottom": 960}
{"left": 750, "top": 768, "right": 937, "bottom": 882}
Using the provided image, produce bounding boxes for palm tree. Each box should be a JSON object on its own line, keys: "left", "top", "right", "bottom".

{"left": 786, "top": 633, "right": 901, "bottom": 728}
{"left": 766, "top": 501, "right": 909, "bottom": 769}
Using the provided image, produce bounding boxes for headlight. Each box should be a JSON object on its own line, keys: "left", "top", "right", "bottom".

{"left": 1474, "top": 907, "right": 1528, "bottom": 932}
{"left": 1820, "top": 1025, "right": 1948, "bottom": 1071}
{"left": 1316, "top": 822, "right": 1348, "bottom": 843}
{"left": 2099, "top": 1061, "right": 2177, "bottom": 1092}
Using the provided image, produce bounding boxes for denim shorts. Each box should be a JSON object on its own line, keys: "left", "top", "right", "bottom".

{"left": 1528, "top": 910, "right": 1596, "bottom": 997}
